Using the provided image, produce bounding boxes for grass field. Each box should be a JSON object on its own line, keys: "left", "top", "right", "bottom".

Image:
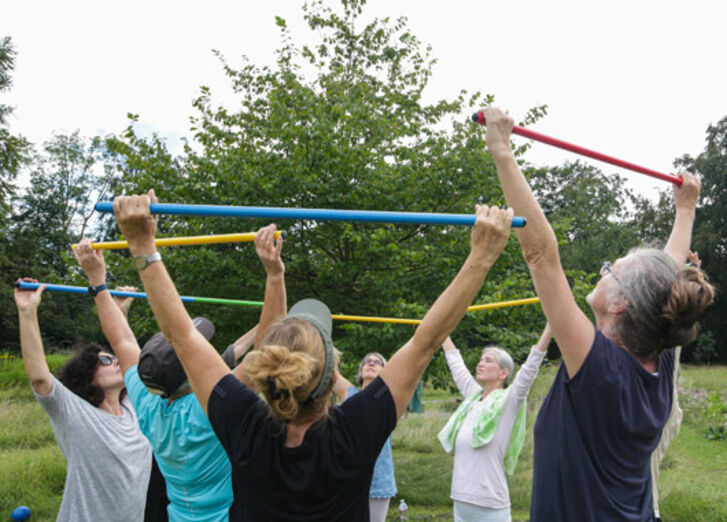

{"left": 1, "top": 352, "right": 725, "bottom": 521}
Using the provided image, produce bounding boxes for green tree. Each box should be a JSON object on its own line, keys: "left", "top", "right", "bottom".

{"left": 0, "top": 36, "right": 30, "bottom": 215}
{"left": 0, "top": 36, "right": 32, "bottom": 350}
{"left": 528, "top": 161, "right": 648, "bottom": 274}
{"left": 673, "top": 115, "right": 727, "bottom": 362}
{"left": 103, "top": 0, "right": 561, "bottom": 380}
{"left": 2, "top": 133, "right": 112, "bottom": 351}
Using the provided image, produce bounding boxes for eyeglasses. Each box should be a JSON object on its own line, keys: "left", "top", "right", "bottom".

{"left": 362, "top": 357, "right": 384, "bottom": 367}
{"left": 599, "top": 261, "right": 622, "bottom": 285}
{"left": 98, "top": 355, "right": 117, "bottom": 366}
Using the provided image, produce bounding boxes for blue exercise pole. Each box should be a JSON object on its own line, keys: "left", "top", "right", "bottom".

{"left": 94, "top": 202, "right": 526, "bottom": 228}
{"left": 14, "top": 281, "right": 263, "bottom": 307}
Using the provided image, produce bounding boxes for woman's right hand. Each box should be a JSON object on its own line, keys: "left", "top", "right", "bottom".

{"left": 482, "top": 107, "right": 514, "bottom": 157}
{"left": 73, "top": 238, "right": 106, "bottom": 285}
{"left": 442, "top": 336, "right": 456, "bottom": 353}
{"left": 470, "top": 204, "right": 513, "bottom": 265}
{"left": 254, "top": 224, "right": 285, "bottom": 277}
{"left": 673, "top": 171, "right": 700, "bottom": 212}
{"left": 14, "top": 278, "right": 45, "bottom": 313}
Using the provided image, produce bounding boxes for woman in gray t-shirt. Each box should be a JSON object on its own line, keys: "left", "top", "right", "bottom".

{"left": 15, "top": 278, "right": 152, "bottom": 522}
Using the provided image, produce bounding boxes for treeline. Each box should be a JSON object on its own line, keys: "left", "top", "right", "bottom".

{"left": 1, "top": 1, "right": 725, "bottom": 377}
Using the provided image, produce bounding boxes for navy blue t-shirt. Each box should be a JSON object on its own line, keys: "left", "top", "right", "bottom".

{"left": 531, "top": 328, "right": 674, "bottom": 522}
{"left": 208, "top": 374, "right": 397, "bottom": 522}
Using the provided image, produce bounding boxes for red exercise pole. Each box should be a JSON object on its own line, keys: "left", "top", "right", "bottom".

{"left": 472, "top": 111, "right": 683, "bottom": 186}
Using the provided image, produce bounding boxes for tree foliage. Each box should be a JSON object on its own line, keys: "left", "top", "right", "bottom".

{"left": 3, "top": 2, "right": 723, "bottom": 374}
{"left": 673, "top": 115, "right": 727, "bottom": 362}
{"left": 0, "top": 36, "right": 30, "bottom": 205}
{"left": 1, "top": 133, "right": 111, "bottom": 350}
{"left": 102, "top": 0, "right": 558, "bottom": 379}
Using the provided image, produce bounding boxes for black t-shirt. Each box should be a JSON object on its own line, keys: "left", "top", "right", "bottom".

{"left": 531, "top": 328, "right": 674, "bottom": 522}
{"left": 208, "top": 374, "right": 397, "bottom": 522}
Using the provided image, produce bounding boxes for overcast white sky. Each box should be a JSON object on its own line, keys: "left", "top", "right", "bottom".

{"left": 3, "top": 0, "right": 726, "bottom": 198}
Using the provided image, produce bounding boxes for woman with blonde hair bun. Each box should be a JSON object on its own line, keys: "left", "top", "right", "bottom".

{"left": 113, "top": 189, "right": 515, "bottom": 522}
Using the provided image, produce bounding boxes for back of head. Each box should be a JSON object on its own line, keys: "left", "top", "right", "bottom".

{"left": 139, "top": 333, "right": 188, "bottom": 398}
{"left": 615, "top": 249, "right": 715, "bottom": 358}
{"left": 139, "top": 317, "right": 214, "bottom": 398}
{"left": 57, "top": 342, "right": 106, "bottom": 407}
{"left": 662, "top": 267, "right": 715, "bottom": 348}
{"left": 244, "top": 318, "right": 330, "bottom": 421}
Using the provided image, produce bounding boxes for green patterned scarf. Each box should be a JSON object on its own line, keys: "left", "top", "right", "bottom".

{"left": 437, "top": 388, "right": 526, "bottom": 475}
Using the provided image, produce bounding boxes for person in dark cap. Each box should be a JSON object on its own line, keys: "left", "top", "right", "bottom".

{"left": 73, "top": 223, "right": 286, "bottom": 522}
{"left": 113, "top": 189, "right": 513, "bottom": 522}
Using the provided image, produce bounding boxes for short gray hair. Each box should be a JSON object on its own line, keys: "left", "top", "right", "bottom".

{"left": 481, "top": 346, "right": 515, "bottom": 387}
{"left": 355, "top": 352, "right": 387, "bottom": 386}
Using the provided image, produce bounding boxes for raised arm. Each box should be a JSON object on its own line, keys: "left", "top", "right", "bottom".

{"left": 73, "top": 239, "right": 141, "bottom": 374}
{"left": 14, "top": 279, "right": 52, "bottom": 395}
{"left": 664, "top": 173, "right": 700, "bottom": 265}
{"left": 224, "top": 324, "right": 258, "bottom": 367}
{"left": 253, "top": 224, "right": 287, "bottom": 347}
{"left": 379, "top": 205, "right": 513, "bottom": 419}
{"left": 332, "top": 368, "right": 354, "bottom": 404}
{"left": 533, "top": 322, "right": 552, "bottom": 353}
{"left": 114, "top": 190, "right": 229, "bottom": 414}
{"left": 230, "top": 324, "right": 258, "bottom": 382}
{"left": 483, "top": 107, "right": 594, "bottom": 378}
{"left": 442, "top": 337, "right": 480, "bottom": 398}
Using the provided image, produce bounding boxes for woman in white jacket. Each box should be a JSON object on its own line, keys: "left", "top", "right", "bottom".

{"left": 438, "top": 323, "right": 551, "bottom": 522}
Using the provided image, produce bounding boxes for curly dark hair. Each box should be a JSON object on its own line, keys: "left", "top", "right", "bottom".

{"left": 57, "top": 342, "right": 126, "bottom": 407}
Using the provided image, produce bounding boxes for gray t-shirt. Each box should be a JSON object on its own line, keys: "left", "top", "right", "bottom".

{"left": 34, "top": 376, "right": 152, "bottom": 522}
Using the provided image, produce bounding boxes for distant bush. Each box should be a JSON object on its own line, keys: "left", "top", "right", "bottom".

{"left": 0, "top": 352, "right": 71, "bottom": 388}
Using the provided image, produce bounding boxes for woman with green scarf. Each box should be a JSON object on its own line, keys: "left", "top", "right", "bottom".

{"left": 438, "top": 323, "right": 551, "bottom": 522}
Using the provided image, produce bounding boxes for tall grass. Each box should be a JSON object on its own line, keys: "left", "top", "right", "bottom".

{"left": 386, "top": 364, "right": 727, "bottom": 521}
{"left": 1, "top": 353, "right": 724, "bottom": 521}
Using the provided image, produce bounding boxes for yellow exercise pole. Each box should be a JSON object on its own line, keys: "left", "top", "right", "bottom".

{"left": 331, "top": 297, "right": 540, "bottom": 325}
{"left": 71, "top": 231, "right": 286, "bottom": 250}
{"left": 466, "top": 297, "right": 540, "bottom": 312}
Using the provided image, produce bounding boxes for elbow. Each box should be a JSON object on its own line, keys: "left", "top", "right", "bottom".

{"left": 521, "top": 232, "right": 560, "bottom": 269}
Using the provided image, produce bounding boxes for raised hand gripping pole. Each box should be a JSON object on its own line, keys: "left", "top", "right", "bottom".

{"left": 472, "top": 111, "right": 682, "bottom": 186}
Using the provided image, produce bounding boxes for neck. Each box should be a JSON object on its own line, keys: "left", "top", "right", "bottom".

{"left": 361, "top": 378, "right": 373, "bottom": 389}
{"left": 479, "top": 380, "right": 503, "bottom": 399}
{"left": 285, "top": 410, "right": 327, "bottom": 448}
{"left": 98, "top": 388, "right": 123, "bottom": 416}
{"left": 596, "top": 313, "right": 620, "bottom": 340}
{"left": 599, "top": 318, "right": 659, "bottom": 372}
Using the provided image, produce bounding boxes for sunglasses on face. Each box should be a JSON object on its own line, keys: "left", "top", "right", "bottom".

{"left": 98, "top": 355, "right": 118, "bottom": 366}
{"left": 362, "top": 358, "right": 384, "bottom": 367}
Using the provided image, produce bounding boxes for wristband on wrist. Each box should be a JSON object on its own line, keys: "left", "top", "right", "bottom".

{"left": 88, "top": 283, "right": 110, "bottom": 296}
{"left": 134, "top": 252, "right": 162, "bottom": 271}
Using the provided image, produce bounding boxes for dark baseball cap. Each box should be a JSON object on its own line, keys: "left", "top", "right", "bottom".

{"left": 287, "top": 299, "right": 334, "bottom": 401}
{"left": 138, "top": 317, "right": 215, "bottom": 398}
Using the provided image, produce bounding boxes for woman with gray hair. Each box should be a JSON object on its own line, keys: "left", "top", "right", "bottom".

{"left": 482, "top": 106, "right": 715, "bottom": 521}
{"left": 438, "top": 324, "right": 551, "bottom": 522}
{"left": 333, "top": 351, "right": 396, "bottom": 522}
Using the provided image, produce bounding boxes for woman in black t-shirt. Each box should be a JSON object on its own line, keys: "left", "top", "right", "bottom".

{"left": 481, "top": 107, "right": 714, "bottom": 521}
{"left": 112, "top": 190, "right": 514, "bottom": 521}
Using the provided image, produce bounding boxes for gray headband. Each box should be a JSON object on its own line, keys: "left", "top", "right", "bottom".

{"left": 286, "top": 299, "right": 335, "bottom": 401}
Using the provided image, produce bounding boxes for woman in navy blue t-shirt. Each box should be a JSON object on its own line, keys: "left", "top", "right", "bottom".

{"left": 481, "top": 107, "right": 714, "bottom": 521}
